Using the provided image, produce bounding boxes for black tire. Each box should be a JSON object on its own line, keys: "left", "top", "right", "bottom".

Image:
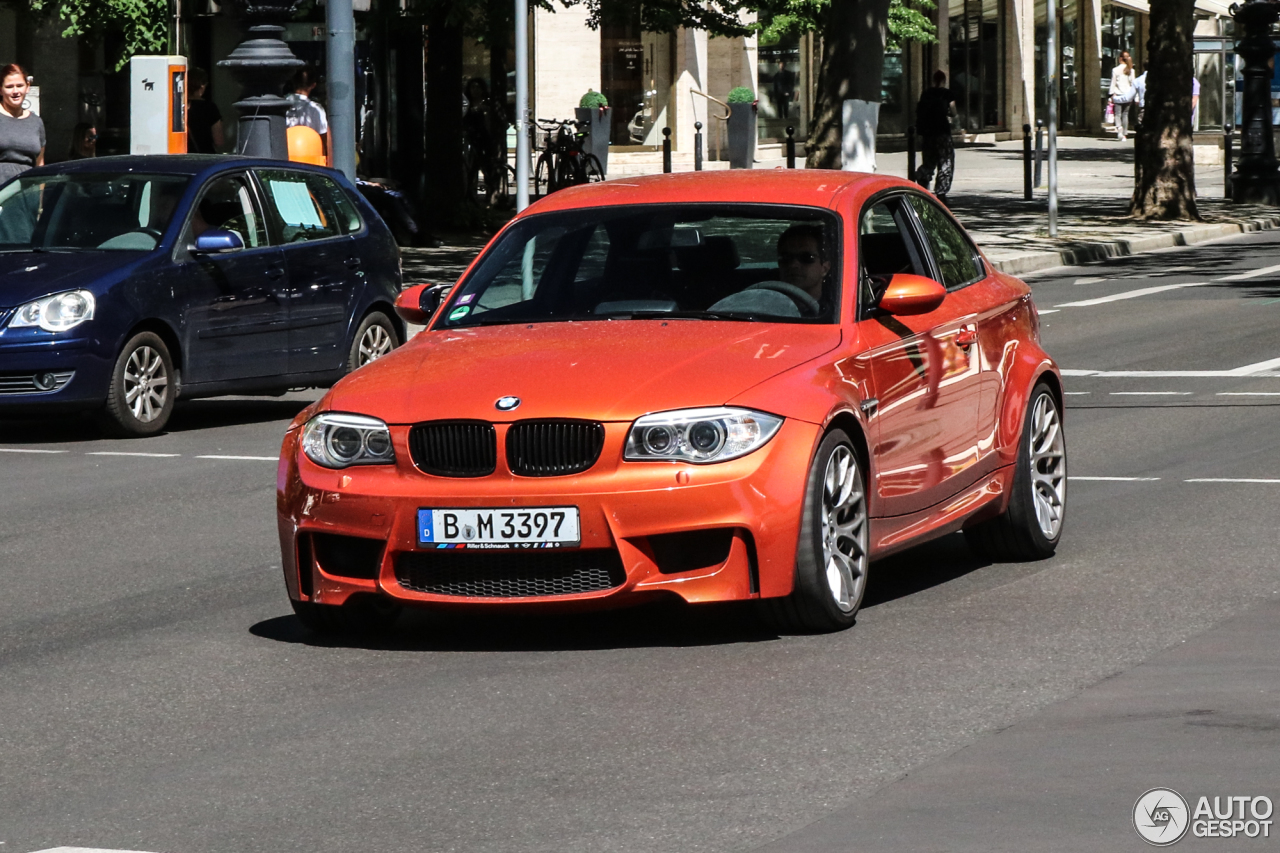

{"left": 761, "top": 429, "right": 870, "bottom": 633}
{"left": 291, "top": 595, "right": 402, "bottom": 637}
{"left": 584, "top": 153, "right": 605, "bottom": 182}
{"left": 100, "top": 331, "right": 176, "bottom": 437}
{"left": 347, "top": 311, "right": 401, "bottom": 373}
{"left": 964, "top": 382, "right": 1066, "bottom": 561}
{"left": 556, "top": 156, "right": 576, "bottom": 189}
{"left": 534, "top": 155, "right": 552, "bottom": 198}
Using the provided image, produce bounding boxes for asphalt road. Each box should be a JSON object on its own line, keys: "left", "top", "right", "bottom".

{"left": 3, "top": 230, "right": 1280, "bottom": 853}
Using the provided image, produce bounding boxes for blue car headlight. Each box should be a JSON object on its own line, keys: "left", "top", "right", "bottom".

{"left": 301, "top": 412, "right": 396, "bottom": 469}
{"left": 9, "top": 290, "right": 96, "bottom": 332}
{"left": 624, "top": 407, "right": 783, "bottom": 464}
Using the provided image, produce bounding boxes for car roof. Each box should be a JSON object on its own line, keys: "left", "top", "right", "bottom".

{"left": 522, "top": 170, "right": 917, "bottom": 214}
{"left": 19, "top": 154, "right": 340, "bottom": 181}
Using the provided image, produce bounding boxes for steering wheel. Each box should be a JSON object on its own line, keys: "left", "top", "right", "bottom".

{"left": 747, "top": 280, "right": 821, "bottom": 315}
{"left": 132, "top": 227, "right": 163, "bottom": 240}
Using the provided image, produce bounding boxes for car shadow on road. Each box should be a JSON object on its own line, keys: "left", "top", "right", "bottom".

{"left": 250, "top": 597, "right": 780, "bottom": 652}
{"left": 0, "top": 397, "right": 314, "bottom": 444}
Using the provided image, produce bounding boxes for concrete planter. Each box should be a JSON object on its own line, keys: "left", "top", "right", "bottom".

{"left": 727, "top": 103, "right": 757, "bottom": 169}
{"left": 575, "top": 106, "right": 611, "bottom": 176}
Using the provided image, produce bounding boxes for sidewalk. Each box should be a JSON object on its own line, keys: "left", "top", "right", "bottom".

{"left": 403, "top": 136, "right": 1280, "bottom": 283}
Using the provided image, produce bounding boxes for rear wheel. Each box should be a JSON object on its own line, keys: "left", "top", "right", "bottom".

{"left": 964, "top": 382, "right": 1066, "bottom": 560}
{"left": 761, "top": 429, "right": 870, "bottom": 633}
{"left": 534, "top": 155, "right": 552, "bottom": 198}
{"left": 291, "top": 595, "right": 402, "bottom": 637}
{"left": 100, "top": 331, "right": 175, "bottom": 437}
{"left": 347, "top": 311, "right": 401, "bottom": 372}
{"left": 584, "top": 153, "right": 605, "bottom": 183}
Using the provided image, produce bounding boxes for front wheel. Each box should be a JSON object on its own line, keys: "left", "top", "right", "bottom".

{"left": 761, "top": 429, "right": 870, "bottom": 633}
{"left": 533, "top": 155, "right": 552, "bottom": 198}
{"left": 347, "top": 311, "right": 401, "bottom": 372}
{"left": 964, "top": 382, "right": 1066, "bottom": 560}
{"left": 100, "top": 331, "right": 176, "bottom": 437}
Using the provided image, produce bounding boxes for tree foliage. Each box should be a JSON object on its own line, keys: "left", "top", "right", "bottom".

{"left": 24, "top": 0, "right": 170, "bottom": 70}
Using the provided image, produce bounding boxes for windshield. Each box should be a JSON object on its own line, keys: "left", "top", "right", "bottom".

{"left": 0, "top": 173, "right": 190, "bottom": 252}
{"left": 439, "top": 204, "right": 842, "bottom": 328}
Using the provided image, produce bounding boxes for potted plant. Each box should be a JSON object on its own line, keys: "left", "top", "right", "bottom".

{"left": 575, "top": 90, "right": 611, "bottom": 177}
{"left": 726, "top": 86, "right": 757, "bottom": 169}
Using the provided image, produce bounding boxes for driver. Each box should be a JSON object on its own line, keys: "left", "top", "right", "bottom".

{"left": 777, "top": 223, "right": 831, "bottom": 312}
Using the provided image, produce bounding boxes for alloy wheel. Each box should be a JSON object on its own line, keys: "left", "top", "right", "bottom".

{"left": 123, "top": 345, "right": 169, "bottom": 423}
{"left": 1029, "top": 393, "right": 1067, "bottom": 539}
{"left": 820, "top": 445, "right": 869, "bottom": 613}
{"left": 357, "top": 324, "right": 394, "bottom": 367}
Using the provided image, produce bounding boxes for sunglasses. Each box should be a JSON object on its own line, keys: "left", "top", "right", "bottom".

{"left": 779, "top": 251, "right": 819, "bottom": 265}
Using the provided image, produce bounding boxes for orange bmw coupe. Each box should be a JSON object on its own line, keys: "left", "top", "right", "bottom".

{"left": 276, "top": 171, "right": 1065, "bottom": 634}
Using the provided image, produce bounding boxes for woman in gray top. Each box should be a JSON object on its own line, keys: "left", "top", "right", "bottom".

{"left": 0, "top": 64, "right": 46, "bottom": 184}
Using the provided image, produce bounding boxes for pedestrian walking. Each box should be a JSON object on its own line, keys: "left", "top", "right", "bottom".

{"left": 286, "top": 68, "right": 328, "bottom": 155}
{"left": 914, "top": 69, "right": 956, "bottom": 205}
{"left": 0, "top": 64, "right": 45, "bottom": 184}
{"left": 1132, "top": 63, "right": 1147, "bottom": 126}
{"left": 67, "top": 122, "right": 96, "bottom": 159}
{"left": 186, "top": 68, "right": 224, "bottom": 154}
{"left": 1109, "top": 51, "right": 1136, "bottom": 141}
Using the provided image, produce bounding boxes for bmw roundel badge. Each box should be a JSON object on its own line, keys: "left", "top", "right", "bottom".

{"left": 495, "top": 396, "right": 521, "bottom": 411}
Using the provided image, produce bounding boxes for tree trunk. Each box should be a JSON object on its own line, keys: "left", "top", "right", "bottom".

{"left": 1130, "top": 0, "right": 1198, "bottom": 219}
{"left": 805, "top": 0, "right": 892, "bottom": 170}
{"left": 424, "top": 4, "right": 469, "bottom": 225}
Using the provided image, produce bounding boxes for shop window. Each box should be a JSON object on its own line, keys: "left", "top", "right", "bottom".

{"left": 758, "top": 29, "right": 803, "bottom": 141}
{"left": 1036, "top": 0, "right": 1082, "bottom": 128}
{"left": 948, "top": 0, "right": 1004, "bottom": 132}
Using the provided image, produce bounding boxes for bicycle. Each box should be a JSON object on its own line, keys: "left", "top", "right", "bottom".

{"left": 532, "top": 118, "right": 604, "bottom": 198}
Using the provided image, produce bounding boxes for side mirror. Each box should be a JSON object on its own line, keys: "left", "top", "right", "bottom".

{"left": 877, "top": 274, "right": 947, "bottom": 316}
{"left": 395, "top": 283, "right": 451, "bottom": 325}
{"left": 193, "top": 229, "right": 245, "bottom": 254}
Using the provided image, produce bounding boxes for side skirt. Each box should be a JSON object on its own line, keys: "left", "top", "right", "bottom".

{"left": 868, "top": 465, "right": 1014, "bottom": 561}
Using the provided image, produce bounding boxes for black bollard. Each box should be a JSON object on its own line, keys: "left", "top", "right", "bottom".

{"left": 1023, "top": 123, "right": 1033, "bottom": 200}
{"left": 786, "top": 125, "right": 796, "bottom": 169}
{"left": 1034, "top": 119, "right": 1044, "bottom": 188}
{"left": 907, "top": 125, "right": 917, "bottom": 182}
{"left": 663, "top": 127, "right": 672, "bottom": 173}
{"left": 1225, "top": 123, "right": 1235, "bottom": 198}
{"left": 694, "top": 121, "right": 704, "bottom": 171}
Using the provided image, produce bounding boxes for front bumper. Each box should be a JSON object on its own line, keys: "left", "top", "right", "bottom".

{"left": 0, "top": 332, "right": 111, "bottom": 411}
{"left": 276, "top": 418, "right": 820, "bottom": 610}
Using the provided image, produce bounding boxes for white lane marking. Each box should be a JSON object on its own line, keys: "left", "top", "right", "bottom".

{"left": 30, "top": 848, "right": 161, "bottom": 853}
{"left": 85, "top": 451, "right": 181, "bottom": 458}
{"left": 1064, "top": 355, "right": 1280, "bottom": 378}
{"left": 1108, "top": 391, "right": 1193, "bottom": 396}
{"left": 1037, "top": 309, "right": 1061, "bottom": 314}
{"left": 1216, "top": 263, "right": 1280, "bottom": 281}
{"left": 1186, "top": 478, "right": 1280, "bottom": 484}
{"left": 1070, "top": 476, "right": 1161, "bottom": 482}
{"left": 1217, "top": 391, "right": 1280, "bottom": 396}
{"left": 1055, "top": 281, "right": 1208, "bottom": 308}
{"left": 0, "top": 447, "right": 70, "bottom": 453}
{"left": 1064, "top": 391, "right": 1091, "bottom": 395}
{"left": 196, "top": 454, "right": 277, "bottom": 461}
{"left": 1073, "top": 276, "right": 1106, "bottom": 284}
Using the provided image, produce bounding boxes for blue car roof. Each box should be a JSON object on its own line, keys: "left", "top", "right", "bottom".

{"left": 21, "top": 154, "right": 342, "bottom": 181}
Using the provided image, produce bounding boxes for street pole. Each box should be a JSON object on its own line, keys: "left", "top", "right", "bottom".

{"left": 1230, "top": 0, "right": 1280, "bottom": 203}
{"left": 515, "top": 0, "right": 530, "bottom": 212}
{"left": 327, "top": 0, "right": 356, "bottom": 181}
{"left": 1046, "top": 0, "right": 1058, "bottom": 237}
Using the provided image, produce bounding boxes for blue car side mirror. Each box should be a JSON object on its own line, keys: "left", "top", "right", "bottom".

{"left": 193, "top": 229, "right": 245, "bottom": 254}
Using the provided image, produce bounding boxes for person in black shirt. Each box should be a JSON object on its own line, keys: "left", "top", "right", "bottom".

{"left": 914, "top": 70, "right": 956, "bottom": 204}
{"left": 186, "top": 68, "right": 224, "bottom": 154}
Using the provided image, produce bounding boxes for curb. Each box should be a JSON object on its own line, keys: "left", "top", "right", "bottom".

{"left": 987, "top": 215, "right": 1280, "bottom": 275}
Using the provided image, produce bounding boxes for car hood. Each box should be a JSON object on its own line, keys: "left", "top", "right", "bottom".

{"left": 327, "top": 320, "right": 843, "bottom": 423}
{"left": 0, "top": 251, "right": 138, "bottom": 308}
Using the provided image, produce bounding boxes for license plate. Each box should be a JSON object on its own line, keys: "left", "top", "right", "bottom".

{"left": 417, "top": 507, "right": 581, "bottom": 549}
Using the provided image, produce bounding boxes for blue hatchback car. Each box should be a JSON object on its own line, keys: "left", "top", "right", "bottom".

{"left": 0, "top": 155, "right": 404, "bottom": 435}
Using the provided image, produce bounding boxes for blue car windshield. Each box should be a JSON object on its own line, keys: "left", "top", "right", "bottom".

{"left": 439, "top": 204, "right": 843, "bottom": 327}
{"left": 0, "top": 172, "right": 190, "bottom": 252}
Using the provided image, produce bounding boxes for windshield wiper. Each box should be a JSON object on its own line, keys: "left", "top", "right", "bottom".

{"left": 598, "top": 310, "right": 765, "bottom": 322}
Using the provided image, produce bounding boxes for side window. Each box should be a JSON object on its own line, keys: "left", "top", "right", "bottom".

{"left": 304, "top": 173, "right": 362, "bottom": 235}
{"left": 906, "top": 195, "right": 983, "bottom": 290}
{"left": 255, "top": 169, "right": 349, "bottom": 243}
{"left": 858, "top": 197, "right": 928, "bottom": 312}
{"left": 179, "top": 174, "right": 268, "bottom": 256}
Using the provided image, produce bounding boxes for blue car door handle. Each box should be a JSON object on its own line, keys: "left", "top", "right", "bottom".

{"left": 345, "top": 256, "right": 361, "bottom": 269}
{"left": 266, "top": 265, "right": 286, "bottom": 280}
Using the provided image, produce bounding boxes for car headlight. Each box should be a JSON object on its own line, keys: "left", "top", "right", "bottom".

{"left": 9, "top": 290, "right": 96, "bottom": 332}
{"left": 624, "top": 407, "right": 783, "bottom": 464}
{"left": 301, "top": 412, "right": 396, "bottom": 469}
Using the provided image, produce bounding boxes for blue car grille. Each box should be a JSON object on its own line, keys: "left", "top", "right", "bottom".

{"left": 0, "top": 371, "right": 75, "bottom": 396}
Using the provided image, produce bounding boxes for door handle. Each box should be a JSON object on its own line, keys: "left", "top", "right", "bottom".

{"left": 345, "top": 256, "right": 362, "bottom": 269}
{"left": 265, "top": 265, "right": 286, "bottom": 280}
{"left": 954, "top": 325, "right": 978, "bottom": 347}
